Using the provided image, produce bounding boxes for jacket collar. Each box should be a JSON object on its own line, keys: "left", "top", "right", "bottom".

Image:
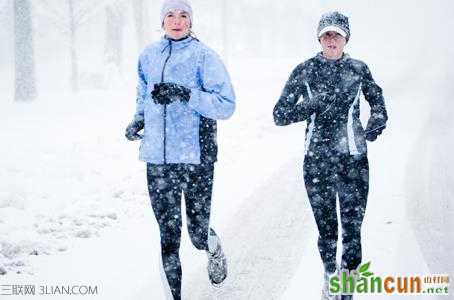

{"left": 316, "top": 52, "right": 350, "bottom": 64}
{"left": 159, "top": 35, "right": 195, "bottom": 52}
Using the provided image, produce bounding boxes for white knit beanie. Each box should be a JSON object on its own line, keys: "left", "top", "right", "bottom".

{"left": 160, "top": 0, "right": 193, "bottom": 26}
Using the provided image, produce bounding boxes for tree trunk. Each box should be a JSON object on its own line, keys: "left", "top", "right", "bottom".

{"left": 221, "top": 0, "right": 229, "bottom": 63}
{"left": 104, "top": 3, "right": 124, "bottom": 86}
{"left": 132, "top": 0, "right": 145, "bottom": 50}
{"left": 68, "top": 0, "right": 78, "bottom": 92}
{"left": 105, "top": 5, "right": 124, "bottom": 66}
{"left": 14, "top": 0, "right": 36, "bottom": 102}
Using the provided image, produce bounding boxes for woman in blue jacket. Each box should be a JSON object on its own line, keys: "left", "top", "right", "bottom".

{"left": 125, "top": 1, "right": 235, "bottom": 298}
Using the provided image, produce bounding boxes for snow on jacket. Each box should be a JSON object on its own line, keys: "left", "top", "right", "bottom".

{"left": 134, "top": 36, "right": 236, "bottom": 164}
{"left": 273, "top": 53, "right": 388, "bottom": 156}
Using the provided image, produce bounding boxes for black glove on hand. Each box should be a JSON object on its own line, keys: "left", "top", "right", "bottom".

{"left": 151, "top": 83, "right": 172, "bottom": 105}
{"left": 307, "top": 93, "right": 336, "bottom": 116}
{"left": 125, "top": 119, "right": 144, "bottom": 141}
{"left": 364, "top": 117, "right": 386, "bottom": 142}
{"left": 289, "top": 93, "right": 333, "bottom": 121}
{"left": 151, "top": 83, "right": 191, "bottom": 105}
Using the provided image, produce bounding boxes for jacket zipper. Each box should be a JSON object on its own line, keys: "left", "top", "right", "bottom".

{"left": 161, "top": 40, "right": 172, "bottom": 164}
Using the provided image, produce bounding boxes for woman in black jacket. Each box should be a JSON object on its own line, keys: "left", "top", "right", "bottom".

{"left": 273, "top": 11, "right": 388, "bottom": 300}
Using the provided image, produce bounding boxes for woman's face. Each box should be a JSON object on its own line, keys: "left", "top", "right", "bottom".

{"left": 163, "top": 10, "right": 191, "bottom": 40}
{"left": 320, "top": 31, "right": 347, "bottom": 60}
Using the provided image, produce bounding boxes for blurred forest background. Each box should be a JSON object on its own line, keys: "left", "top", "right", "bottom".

{"left": 0, "top": 0, "right": 323, "bottom": 102}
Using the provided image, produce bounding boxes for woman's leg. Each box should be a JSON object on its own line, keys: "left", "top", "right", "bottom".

{"left": 337, "top": 155, "right": 369, "bottom": 271}
{"left": 304, "top": 156, "right": 339, "bottom": 273}
{"left": 182, "top": 163, "right": 227, "bottom": 285}
{"left": 182, "top": 163, "right": 214, "bottom": 251}
{"left": 147, "top": 164, "right": 183, "bottom": 300}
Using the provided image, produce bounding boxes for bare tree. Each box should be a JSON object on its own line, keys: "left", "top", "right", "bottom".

{"left": 68, "top": 0, "right": 78, "bottom": 92}
{"left": 32, "top": 0, "right": 117, "bottom": 92}
{"left": 104, "top": 1, "right": 126, "bottom": 87}
{"left": 132, "top": 0, "right": 145, "bottom": 50}
{"left": 221, "top": 0, "right": 229, "bottom": 62}
{"left": 105, "top": 3, "right": 124, "bottom": 68}
{"left": 14, "top": 0, "right": 37, "bottom": 102}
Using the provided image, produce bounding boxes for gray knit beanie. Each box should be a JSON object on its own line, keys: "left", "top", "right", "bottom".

{"left": 160, "top": 0, "right": 193, "bottom": 27}
{"left": 317, "top": 11, "right": 350, "bottom": 41}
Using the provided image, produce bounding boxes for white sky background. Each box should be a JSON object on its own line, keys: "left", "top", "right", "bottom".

{"left": 0, "top": 0, "right": 453, "bottom": 95}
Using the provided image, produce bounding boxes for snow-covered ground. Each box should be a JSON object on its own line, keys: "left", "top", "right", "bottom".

{"left": 1, "top": 56, "right": 453, "bottom": 299}
{"left": 1, "top": 0, "right": 453, "bottom": 299}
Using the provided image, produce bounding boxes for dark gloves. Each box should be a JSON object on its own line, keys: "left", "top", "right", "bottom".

{"left": 364, "top": 116, "right": 386, "bottom": 141}
{"left": 300, "top": 93, "right": 337, "bottom": 119}
{"left": 151, "top": 83, "right": 191, "bottom": 105}
{"left": 281, "top": 93, "right": 335, "bottom": 123}
{"left": 312, "top": 93, "right": 336, "bottom": 115}
{"left": 125, "top": 119, "right": 144, "bottom": 141}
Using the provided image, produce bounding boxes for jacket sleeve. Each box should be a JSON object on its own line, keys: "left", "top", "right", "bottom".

{"left": 362, "top": 63, "right": 388, "bottom": 131}
{"left": 273, "top": 65, "right": 313, "bottom": 126}
{"left": 133, "top": 56, "right": 147, "bottom": 122}
{"left": 187, "top": 49, "right": 236, "bottom": 120}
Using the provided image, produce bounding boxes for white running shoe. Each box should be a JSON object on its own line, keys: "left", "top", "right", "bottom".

{"left": 322, "top": 270, "right": 339, "bottom": 300}
{"left": 207, "top": 229, "right": 227, "bottom": 287}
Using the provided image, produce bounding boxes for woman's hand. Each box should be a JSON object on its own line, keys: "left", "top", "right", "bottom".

{"left": 125, "top": 119, "right": 144, "bottom": 141}
{"left": 151, "top": 83, "right": 191, "bottom": 105}
{"left": 364, "top": 116, "right": 386, "bottom": 141}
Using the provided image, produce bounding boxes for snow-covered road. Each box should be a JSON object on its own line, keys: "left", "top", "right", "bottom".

{"left": 1, "top": 51, "right": 452, "bottom": 300}
{"left": 1, "top": 130, "right": 439, "bottom": 300}
{"left": 1, "top": 88, "right": 448, "bottom": 300}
